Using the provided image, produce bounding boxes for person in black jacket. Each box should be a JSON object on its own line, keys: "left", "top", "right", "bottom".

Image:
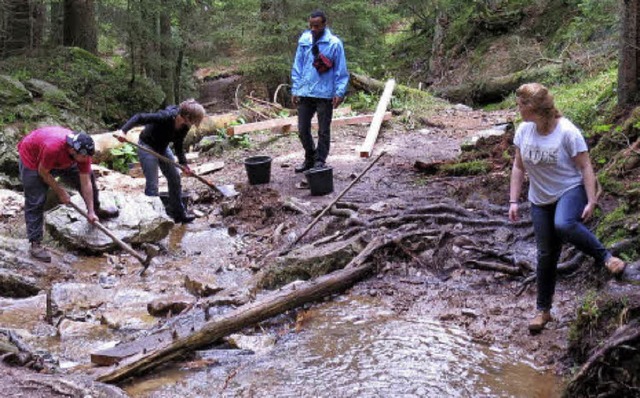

{"left": 116, "top": 99, "right": 205, "bottom": 223}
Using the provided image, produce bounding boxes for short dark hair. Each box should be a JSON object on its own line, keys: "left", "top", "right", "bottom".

{"left": 310, "top": 10, "right": 326, "bottom": 23}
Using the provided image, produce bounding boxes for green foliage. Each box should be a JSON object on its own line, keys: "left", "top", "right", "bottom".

{"left": 440, "top": 160, "right": 490, "bottom": 176}
{"left": 551, "top": 67, "right": 617, "bottom": 132}
{"left": 568, "top": 290, "right": 627, "bottom": 361}
{"left": 595, "top": 203, "right": 633, "bottom": 247}
{"left": 346, "top": 91, "right": 379, "bottom": 112}
{"left": 0, "top": 47, "right": 164, "bottom": 128}
{"left": 553, "top": 0, "right": 618, "bottom": 46}
{"left": 104, "top": 143, "right": 138, "bottom": 174}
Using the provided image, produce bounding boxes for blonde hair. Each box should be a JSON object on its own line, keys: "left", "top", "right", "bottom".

{"left": 515, "top": 83, "right": 562, "bottom": 132}
{"left": 179, "top": 99, "right": 205, "bottom": 126}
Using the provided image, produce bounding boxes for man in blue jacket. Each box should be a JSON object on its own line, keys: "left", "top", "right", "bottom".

{"left": 291, "top": 10, "right": 349, "bottom": 172}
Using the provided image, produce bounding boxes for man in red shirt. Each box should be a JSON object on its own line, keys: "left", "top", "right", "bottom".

{"left": 18, "top": 127, "right": 118, "bottom": 262}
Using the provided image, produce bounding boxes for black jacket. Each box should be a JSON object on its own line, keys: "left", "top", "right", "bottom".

{"left": 121, "top": 105, "right": 189, "bottom": 165}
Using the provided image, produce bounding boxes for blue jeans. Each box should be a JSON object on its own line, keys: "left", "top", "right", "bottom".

{"left": 297, "top": 97, "right": 334, "bottom": 164}
{"left": 531, "top": 185, "right": 611, "bottom": 311}
{"left": 19, "top": 160, "right": 101, "bottom": 243}
{"left": 138, "top": 140, "right": 186, "bottom": 219}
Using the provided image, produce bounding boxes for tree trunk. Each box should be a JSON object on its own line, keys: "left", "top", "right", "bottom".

{"left": 173, "top": 47, "right": 184, "bottom": 101}
{"left": 31, "top": 0, "right": 45, "bottom": 49}
{"left": 50, "top": 0, "right": 64, "bottom": 46}
{"left": 63, "top": 0, "right": 97, "bottom": 54}
{"left": 618, "top": 0, "right": 640, "bottom": 107}
{"left": 2, "top": 0, "right": 31, "bottom": 57}
{"left": 160, "top": 0, "right": 174, "bottom": 105}
{"left": 350, "top": 73, "right": 433, "bottom": 99}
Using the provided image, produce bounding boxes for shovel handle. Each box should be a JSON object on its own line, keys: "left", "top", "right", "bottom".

{"left": 67, "top": 201, "right": 147, "bottom": 265}
{"left": 114, "top": 133, "right": 224, "bottom": 195}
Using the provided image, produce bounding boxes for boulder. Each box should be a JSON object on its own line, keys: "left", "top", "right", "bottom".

{"left": 0, "top": 75, "right": 31, "bottom": 106}
{"left": 45, "top": 192, "right": 173, "bottom": 252}
{"left": 256, "top": 234, "right": 365, "bottom": 289}
{"left": 0, "top": 270, "right": 40, "bottom": 298}
{"left": 0, "top": 125, "right": 23, "bottom": 181}
{"left": 23, "top": 79, "right": 76, "bottom": 109}
{"left": 147, "top": 295, "right": 194, "bottom": 317}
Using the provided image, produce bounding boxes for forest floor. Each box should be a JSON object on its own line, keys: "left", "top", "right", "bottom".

{"left": 1, "top": 98, "right": 627, "bottom": 396}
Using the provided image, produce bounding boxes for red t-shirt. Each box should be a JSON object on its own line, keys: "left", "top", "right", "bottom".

{"left": 17, "top": 126, "right": 92, "bottom": 173}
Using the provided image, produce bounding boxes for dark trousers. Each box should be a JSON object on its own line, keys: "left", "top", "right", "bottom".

{"left": 19, "top": 160, "right": 101, "bottom": 243}
{"left": 531, "top": 185, "right": 610, "bottom": 311}
{"left": 297, "top": 97, "right": 334, "bottom": 164}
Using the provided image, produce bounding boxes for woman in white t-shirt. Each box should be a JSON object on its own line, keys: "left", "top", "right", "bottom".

{"left": 508, "top": 83, "right": 625, "bottom": 333}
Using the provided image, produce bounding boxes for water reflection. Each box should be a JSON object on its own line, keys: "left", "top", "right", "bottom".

{"left": 126, "top": 296, "right": 562, "bottom": 397}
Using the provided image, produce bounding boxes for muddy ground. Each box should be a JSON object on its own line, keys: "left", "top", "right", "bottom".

{"left": 0, "top": 102, "right": 621, "bottom": 395}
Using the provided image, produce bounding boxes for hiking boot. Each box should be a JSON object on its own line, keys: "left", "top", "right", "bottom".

{"left": 605, "top": 256, "right": 626, "bottom": 275}
{"left": 313, "top": 160, "right": 327, "bottom": 169}
{"left": 29, "top": 242, "right": 51, "bottom": 263}
{"left": 173, "top": 213, "right": 196, "bottom": 224}
{"left": 528, "top": 311, "right": 552, "bottom": 333}
{"left": 294, "top": 161, "right": 314, "bottom": 173}
{"left": 96, "top": 205, "right": 119, "bottom": 220}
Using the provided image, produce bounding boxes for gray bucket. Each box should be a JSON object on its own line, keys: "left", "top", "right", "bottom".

{"left": 305, "top": 166, "right": 333, "bottom": 196}
{"left": 244, "top": 155, "right": 272, "bottom": 185}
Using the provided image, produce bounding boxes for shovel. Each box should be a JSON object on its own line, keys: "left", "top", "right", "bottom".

{"left": 67, "top": 201, "right": 155, "bottom": 275}
{"left": 114, "top": 134, "right": 237, "bottom": 198}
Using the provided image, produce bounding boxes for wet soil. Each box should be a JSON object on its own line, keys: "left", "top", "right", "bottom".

{"left": 0, "top": 103, "right": 602, "bottom": 394}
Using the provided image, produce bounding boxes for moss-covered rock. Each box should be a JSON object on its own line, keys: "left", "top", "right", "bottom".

{"left": 24, "top": 79, "right": 76, "bottom": 109}
{"left": 0, "top": 47, "right": 164, "bottom": 130}
{"left": 256, "top": 235, "right": 365, "bottom": 289}
{"left": 0, "top": 125, "right": 23, "bottom": 182}
{"left": 0, "top": 75, "right": 31, "bottom": 106}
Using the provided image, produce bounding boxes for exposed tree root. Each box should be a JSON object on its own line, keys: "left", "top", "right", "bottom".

{"left": 565, "top": 321, "right": 640, "bottom": 397}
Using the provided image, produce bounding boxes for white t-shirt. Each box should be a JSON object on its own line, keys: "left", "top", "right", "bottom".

{"left": 514, "top": 117, "right": 587, "bottom": 205}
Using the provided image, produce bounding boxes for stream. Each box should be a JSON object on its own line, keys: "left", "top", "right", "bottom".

{"left": 124, "top": 295, "right": 562, "bottom": 398}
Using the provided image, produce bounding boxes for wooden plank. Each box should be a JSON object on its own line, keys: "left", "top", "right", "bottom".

{"left": 226, "top": 106, "right": 353, "bottom": 136}
{"left": 193, "top": 161, "right": 225, "bottom": 176}
{"left": 91, "top": 330, "right": 173, "bottom": 366}
{"left": 357, "top": 79, "right": 396, "bottom": 158}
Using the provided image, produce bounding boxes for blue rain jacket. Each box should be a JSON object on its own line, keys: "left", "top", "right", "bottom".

{"left": 291, "top": 28, "right": 349, "bottom": 99}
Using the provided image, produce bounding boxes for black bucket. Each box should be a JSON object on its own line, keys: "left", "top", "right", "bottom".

{"left": 159, "top": 191, "right": 190, "bottom": 213}
{"left": 305, "top": 166, "right": 334, "bottom": 196}
{"left": 244, "top": 155, "right": 272, "bottom": 185}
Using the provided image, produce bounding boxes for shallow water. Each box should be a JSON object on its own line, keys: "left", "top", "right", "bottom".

{"left": 125, "top": 295, "right": 562, "bottom": 398}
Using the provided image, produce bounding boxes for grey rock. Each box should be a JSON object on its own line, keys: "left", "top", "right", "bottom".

{"left": 0, "top": 75, "right": 31, "bottom": 106}
{"left": 45, "top": 192, "right": 173, "bottom": 252}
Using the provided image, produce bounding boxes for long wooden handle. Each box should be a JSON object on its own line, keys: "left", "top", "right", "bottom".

{"left": 290, "top": 151, "right": 386, "bottom": 248}
{"left": 115, "top": 134, "right": 222, "bottom": 193}
{"left": 68, "top": 201, "right": 146, "bottom": 265}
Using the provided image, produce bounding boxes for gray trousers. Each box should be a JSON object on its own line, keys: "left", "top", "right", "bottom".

{"left": 19, "top": 160, "right": 100, "bottom": 243}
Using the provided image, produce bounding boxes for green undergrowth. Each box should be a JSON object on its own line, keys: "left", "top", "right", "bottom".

{"left": 568, "top": 289, "right": 628, "bottom": 364}
{"left": 440, "top": 160, "right": 490, "bottom": 176}
{"left": 0, "top": 47, "right": 164, "bottom": 129}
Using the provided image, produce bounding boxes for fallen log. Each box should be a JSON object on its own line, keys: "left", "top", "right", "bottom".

{"left": 92, "top": 113, "right": 239, "bottom": 162}
{"left": 350, "top": 73, "right": 435, "bottom": 100}
{"left": 95, "top": 236, "right": 393, "bottom": 384}
{"left": 432, "top": 64, "right": 569, "bottom": 104}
